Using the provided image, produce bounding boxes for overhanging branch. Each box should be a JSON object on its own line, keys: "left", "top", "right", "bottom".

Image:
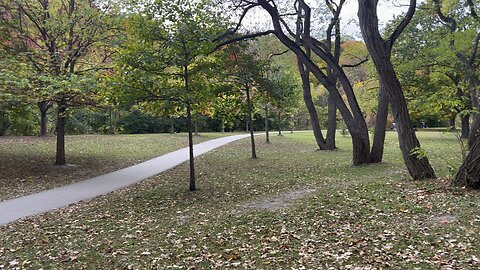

{"left": 388, "top": 0, "right": 416, "bottom": 47}
{"left": 214, "top": 30, "right": 275, "bottom": 51}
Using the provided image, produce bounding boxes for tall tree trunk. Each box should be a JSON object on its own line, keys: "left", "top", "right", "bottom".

{"left": 183, "top": 60, "right": 195, "bottom": 191}
{"left": 358, "top": 1, "right": 436, "bottom": 179}
{"left": 55, "top": 99, "right": 67, "bottom": 166}
{"left": 326, "top": 94, "right": 337, "bottom": 149}
{"left": 468, "top": 78, "right": 480, "bottom": 146}
{"left": 370, "top": 82, "right": 389, "bottom": 163}
{"left": 258, "top": 0, "right": 371, "bottom": 164}
{"left": 38, "top": 101, "right": 52, "bottom": 137}
{"left": 461, "top": 115, "right": 470, "bottom": 139}
{"left": 452, "top": 117, "right": 480, "bottom": 188}
{"left": 265, "top": 104, "right": 270, "bottom": 143}
{"left": 186, "top": 103, "right": 196, "bottom": 191}
{"left": 297, "top": 58, "right": 327, "bottom": 150}
{"left": 277, "top": 112, "right": 282, "bottom": 136}
{"left": 246, "top": 84, "right": 257, "bottom": 158}
{"left": 378, "top": 70, "right": 435, "bottom": 179}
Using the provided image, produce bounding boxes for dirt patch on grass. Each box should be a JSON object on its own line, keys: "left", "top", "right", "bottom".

{"left": 431, "top": 214, "right": 458, "bottom": 225}
{"left": 240, "top": 189, "right": 316, "bottom": 211}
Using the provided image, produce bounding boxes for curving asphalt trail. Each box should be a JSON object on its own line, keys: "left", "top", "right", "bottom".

{"left": 0, "top": 134, "right": 250, "bottom": 226}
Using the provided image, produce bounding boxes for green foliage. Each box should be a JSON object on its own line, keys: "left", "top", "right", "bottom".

{"left": 0, "top": 104, "right": 38, "bottom": 136}
{"left": 390, "top": 1, "right": 479, "bottom": 125}
{"left": 0, "top": 0, "right": 120, "bottom": 123}
{"left": 113, "top": 0, "right": 227, "bottom": 119}
{"left": 410, "top": 147, "right": 428, "bottom": 159}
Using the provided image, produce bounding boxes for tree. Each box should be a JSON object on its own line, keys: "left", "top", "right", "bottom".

{"left": 219, "top": 0, "right": 374, "bottom": 165}
{"left": 357, "top": 0, "right": 436, "bottom": 179}
{"left": 391, "top": 4, "right": 472, "bottom": 137}
{"left": 116, "top": 0, "right": 224, "bottom": 191}
{"left": 223, "top": 42, "right": 269, "bottom": 158}
{"left": 0, "top": 0, "right": 118, "bottom": 164}
{"left": 258, "top": 65, "right": 301, "bottom": 137}
{"left": 432, "top": 0, "right": 480, "bottom": 187}
{"left": 433, "top": 0, "right": 480, "bottom": 139}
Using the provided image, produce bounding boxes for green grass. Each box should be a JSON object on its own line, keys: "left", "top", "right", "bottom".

{"left": 0, "top": 133, "right": 227, "bottom": 201}
{"left": 1, "top": 131, "right": 479, "bottom": 269}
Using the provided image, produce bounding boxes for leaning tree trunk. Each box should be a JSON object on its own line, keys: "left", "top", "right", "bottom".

{"left": 326, "top": 94, "right": 337, "bottom": 150}
{"left": 452, "top": 117, "right": 480, "bottom": 188}
{"left": 257, "top": 0, "right": 370, "bottom": 164}
{"left": 297, "top": 57, "right": 327, "bottom": 150}
{"left": 358, "top": 1, "right": 436, "bottom": 179}
{"left": 378, "top": 67, "right": 435, "bottom": 179}
{"left": 55, "top": 99, "right": 67, "bottom": 166}
{"left": 265, "top": 103, "right": 270, "bottom": 143}
{"left": 246, "top": 84, "right": 257, "bottom": 158}
{"left": 38, "top": 101, "right": 52, "bottom": 137}
{"left": 468, "top": 78, "right": 480, "bottom": 146}
{"left": 370, "top": 82, "right": 389, "bottom": 163}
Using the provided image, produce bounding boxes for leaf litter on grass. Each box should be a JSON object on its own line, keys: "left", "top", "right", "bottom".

{"left": 1, "top": 132, "right": 479, "bottom": 269}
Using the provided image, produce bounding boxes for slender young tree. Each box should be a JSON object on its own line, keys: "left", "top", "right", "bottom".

{"left": 223, "top": 43, "right": 268, "bottom": 158}
{"left": 116, "top": 0, "right": 224, "bottom": 190}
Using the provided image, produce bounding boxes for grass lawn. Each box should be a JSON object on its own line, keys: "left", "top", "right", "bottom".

{"left": 1, "top": 131, "right": 479, "bottom": 269}
{"left": 0, "top": 133, "right": 226, "bottom": 201}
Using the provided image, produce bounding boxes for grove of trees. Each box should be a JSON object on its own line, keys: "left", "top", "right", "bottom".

{"left": 1, "top": 0, "right": 479, "bottom": 189}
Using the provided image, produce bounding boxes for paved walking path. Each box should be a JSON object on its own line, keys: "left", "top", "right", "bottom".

{"left": 0, "top": 134, "right": 250, "bottom": 226}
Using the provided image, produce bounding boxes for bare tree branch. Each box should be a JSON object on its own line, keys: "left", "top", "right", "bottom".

{"left": 388, "top": 0, "right": 416, "bottom": 47}
{"left": 213, "top": 3, "right": 259, "bottom": 42}
{"left": 214, "top": 30, "right": 275, "bottom": 51}
{"left": 341, "top": 57, "right": 369, "bottom": 68}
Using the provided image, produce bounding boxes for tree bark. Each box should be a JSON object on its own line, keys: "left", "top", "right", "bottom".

{"left": 461, "top": 115, "right": 470, "bottom": 139}
{"left": 38, "top": 101, "right": 52, "bottom": 137}
{"left": 326, "top": 94, "right": 337, "bottom": 149}
{"left": 277, "top": 112, "right": 282, "bottom": 136}
{"left": 246, "top": 83, "right": 257, "bottom": 158}
{"left": 297, "top": 57, "right": 327, "bottom": 150}
{"left": 186, "top": 103, "right": 196, "bottom": 191}
{"left": 370, "top": 82, "right": 389, "bottom": 163}
{"left": 452, "top": 117, "right": 480, "bottom": 188}
{"left": 184, "top": 59, "right": 195, "bottom": 191}
{"left": 257, "top": 0, "right": 371, "bottom": 164}
{"left": 265, "top": 103, "right": 270, "bottom": 143}
{"left": 358, "top": 0, "right": 436, "bottom": 179}
{"left": 55, "top": 99, "right": 67, "bottom": 166}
